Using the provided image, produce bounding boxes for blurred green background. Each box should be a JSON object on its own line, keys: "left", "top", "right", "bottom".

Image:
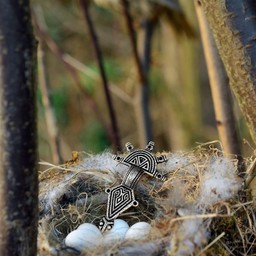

{"left": 33, "top": 0, "right": 251, "bottom": 163}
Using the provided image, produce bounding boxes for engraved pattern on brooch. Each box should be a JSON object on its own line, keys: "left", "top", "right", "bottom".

{"left": 99, "top": 141, "right": 167, "bottom": 232}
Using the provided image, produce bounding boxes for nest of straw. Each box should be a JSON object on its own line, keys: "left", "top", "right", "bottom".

{"left": 38, "top": 144, "right": 256, "bottom": 256}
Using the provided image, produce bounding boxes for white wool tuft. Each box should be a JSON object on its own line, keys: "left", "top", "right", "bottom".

{"left": 160, "top": 154, "right": 242, "bottom": 255}
{"left": 158, "top": 153, "right": 197, "bottom": 175}
{"left": 170, "top": 218, "right": 208, "bottom": 255}
{"left": 72, "top": 152, "right": 116, "bottom": 170}
{"left": 199, "top": 157, "right": 242, "bottom": 205}
{"left": 71, "top": 152, "right": 127, "bottom": 175}
{"left": 40, "top": 172, "right": 74, "bottom": 214}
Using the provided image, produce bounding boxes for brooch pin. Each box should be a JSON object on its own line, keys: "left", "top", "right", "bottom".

{"left": 99, "top": 141, "right": 167, "bottom": 232}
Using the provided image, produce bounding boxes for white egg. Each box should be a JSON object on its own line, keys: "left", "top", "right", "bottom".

{"left": 65, "top": 223, "right": 102, "bottom": 251}
{"left": 125, "top": 222, "right": 151, "bottom": 241}
{"left": 102, "top": 219, "right": 129, "bottom": 245}
{"left": 77, "top": 223, "right": 100, "bottom": 232}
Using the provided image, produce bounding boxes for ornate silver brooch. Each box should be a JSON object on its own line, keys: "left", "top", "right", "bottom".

{"left": 99, "top": 141, "right": 167, "bottom": 232}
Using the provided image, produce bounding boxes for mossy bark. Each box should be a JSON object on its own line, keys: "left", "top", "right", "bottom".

{"left": 0, "top": 0, "right": 38, "bottom": 255}
{"left": 195, "top": 1, "right": 241, "bottom": 156}
{"left": 200, "top": 0, "right": 256, "bottom": 144}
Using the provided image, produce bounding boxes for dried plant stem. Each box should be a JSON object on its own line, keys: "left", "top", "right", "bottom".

{"left": 49, "top": 50, "right": 133, "bottom": 104}
{"left": 0, "top": 1, "right": 38, "bottom": 255}
{"left": 194, "top": 0, "right": 241, "bottom": 157}
{"left": 38, "top": 43, "right": 63, "bottom": 164}
{"left": 121, "top": 0, "right": 153, "bottom": 147}
{"left": 80, "top": 0, "right": 121, "bottom": 151}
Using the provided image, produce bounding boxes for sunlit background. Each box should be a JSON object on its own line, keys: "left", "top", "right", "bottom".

{"left": 32, "top": 0, "right": 251, "bottom": 163}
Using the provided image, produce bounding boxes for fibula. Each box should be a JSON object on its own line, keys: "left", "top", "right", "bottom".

{"left": 99, "top": 141, "right": 167, "bottom": 232}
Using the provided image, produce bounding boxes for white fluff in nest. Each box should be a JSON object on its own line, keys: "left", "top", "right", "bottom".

{"left": 170, "top": 218, "right": 208, "bottom": 255}
{"left": 155, "top": 153, "right": 242, "bottom": 255}
{"left": 165, "top": 155, "right": 242, "bottom": 255}
{"left": 199, "top": 157, "right": 242, "bottom": 205}
{"left": 71, "top": 152, "right": 125, "bottom": 174}
{"left": 162, "top": 152, "right": 198, "bottom": 175}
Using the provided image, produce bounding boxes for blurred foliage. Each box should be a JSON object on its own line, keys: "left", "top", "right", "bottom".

{"left": 51, "top": 83, "right": 69, "bottom": 127}
{"left": 148, "top": 68, "right": 165, "bottom": 95}
{"left": 79, "top": 58, "right": 124, "bottom": 93}
{"left": 34, "top": 0, "right": 251, "bottom": 162}
{"left": 79, "top": 120, "right": 109, "bottom": 153}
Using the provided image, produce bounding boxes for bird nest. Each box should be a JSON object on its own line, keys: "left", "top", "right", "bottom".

{"left": 38, "top": 143, "right": 256, "bottom": 255}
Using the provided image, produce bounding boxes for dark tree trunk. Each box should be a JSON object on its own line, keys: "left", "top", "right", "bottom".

{"left": 200, "top": 0, "right": 256, "bottom": 144}
{"left": 0, "top": 1, "right": 38, "bottom": 255}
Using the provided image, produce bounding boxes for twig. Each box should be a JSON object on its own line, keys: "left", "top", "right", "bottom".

{"left": 38, "top": 42, "right": 63, "bottom": 164}
{"left": 169, "top": 213, "right": 230, "bottom": 225}
{"left": 197, "top": 232, "right": 225, "bottom": 255}
{"left": 246, "top": 237, "right": 256, "bottom": 255}
{"left": 58, "top": 54, "right": 133, "bottom": 105}
{"left": 220, "top": 240, "right": 236, "bottom": 256}
{"left": 194, "top": 1, "right": 241, "bottom": 158}
{"left": 121, "top": 0, "right": 146, "bottom": 85}
{"left": 109, "top": 84, "right": 133, "bottom": 105}
{"left": 121, "top": 0, "right": 153, "bottom": 147}
{"left": 63, "top": 54, "right": 98, "bottom": 80}
{"left": 235, "top": 220, "right": 246, "bottom": 255}
{"left": 80, "top": 0, "right": 121, "bottom": 151}
{"left": 142, "top": 19, "right": 156, "bottom": 77}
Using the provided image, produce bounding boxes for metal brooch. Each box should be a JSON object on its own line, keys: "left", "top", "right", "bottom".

{"left": 99, "top": 141, "right": 167, "bottom": 232}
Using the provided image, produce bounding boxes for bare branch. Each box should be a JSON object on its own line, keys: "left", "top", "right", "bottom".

{"left": 121, "top": 0, "right": 153, "bottom": 147}
{"left": 80, "top": 0, "right": 121, "bottom": 151}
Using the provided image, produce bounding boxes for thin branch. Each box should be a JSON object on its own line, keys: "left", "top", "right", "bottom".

{"left": 141, "top": 18, "right": 156, "bottom": 139}
{"left": 38, "top": 43, "right": 63, "bottom": 164}
{"left": 197, "top": 232, "right": 226, "bottom": 255}
{"left": 109, "top": 84, "right": 133, "bottom": 105}
{"left": 62, "top": 54, "right": 98, "bottom": 80}
{"left": 32, "top": 8, "right": 113, "bottom": 146}
{"left": 62, "top": 54, "right": 133, "bottom": 104}
{"left": 121, "top": 0, "right": 146, "bottom": 85}
{"left": 80, "top": 0, "right": 121, "bottom": 151}
{"left": 121, "top": 0, "right": 153, "bottom": 147}
{"left": 194, "top": 1, "right": 241, "bottom": 158}
{"left": 141, "top": 19, "right": 156, "bottom": 78}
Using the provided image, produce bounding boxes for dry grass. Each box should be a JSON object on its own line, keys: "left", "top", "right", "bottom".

{"left": 38, "top": 144, "right": 256, "bottom": 255}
